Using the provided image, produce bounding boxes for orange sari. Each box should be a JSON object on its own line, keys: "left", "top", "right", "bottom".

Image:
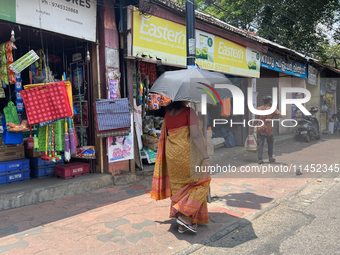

{"left": 151, "top": 121, "right": 211, "bottom": 224}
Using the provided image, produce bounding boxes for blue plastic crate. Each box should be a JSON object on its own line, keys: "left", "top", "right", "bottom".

{"left": 30, "top": 168, "right": 45, "bottom": 177}
{"left": 45, "top": 167, "right": 55, "bottom": 176}
{"left": 31, "top": 167, "right": 55, "bottom": 178}
{"left": 0, "top": 159, "right": 30, "bottom": 174}
{"left": 0, "top": 175, "right": 6, "bottom": 185}
{"left": 6, "top": 169, "right": 30, "bottom": 183}
{"left": 30, "top": 156, "right": 64, "bottom": 169}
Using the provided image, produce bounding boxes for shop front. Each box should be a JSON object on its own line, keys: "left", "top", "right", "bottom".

{"left": 123, "top": 4, "right": 264, "bottom": 168}
{"left": 305, "top": 65, "right": 321, "bottom": 124}
{"left": 0, "top": 0, "right": 98, "bottom": 186}
{"left": 259, "top": 51, "right": 308, "bottom": 134}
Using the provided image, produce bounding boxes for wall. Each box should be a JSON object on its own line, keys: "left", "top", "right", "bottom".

{"left": 305, "top": 72, "right": 320, "bottom": 121}
{"left": 97, "top": 0, "right": 132, "bottom": 175}
{"left": 278, "top": 74, "right": 305, "bottom": 134}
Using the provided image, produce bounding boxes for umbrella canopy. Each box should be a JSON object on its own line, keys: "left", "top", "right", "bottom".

{"left": 150, "top": 68, "right": 233, "bottom": 105}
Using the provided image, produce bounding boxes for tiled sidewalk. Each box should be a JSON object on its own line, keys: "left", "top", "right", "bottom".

{"left": 0, "top": 134, "right": 339, "bottom": 254}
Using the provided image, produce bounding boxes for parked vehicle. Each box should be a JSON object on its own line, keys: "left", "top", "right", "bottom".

{"left": 295, "top": 107, "right": 320, "bottom": 142}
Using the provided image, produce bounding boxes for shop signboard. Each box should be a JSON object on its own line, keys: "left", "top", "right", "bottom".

{"left": 260, "top": 52, "right": 307, "bottom": 78}
{"left": 0, "top": 0, "right": 16, "bottom": 22}
{"left": 308, "top": 65, "right": 318, "bottom": 86}
{"left": 0, "top": 0, "right": 97, "bottom": 42}
{"left": 195, "top": 29, "right": 260, "bottom": 78}
{"left": 133, "top": 8, "right": 187, "bottom": 66}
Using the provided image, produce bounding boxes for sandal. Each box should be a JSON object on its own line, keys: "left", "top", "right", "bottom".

{"left": 178, "top": 226, "right": 189, "bottom": 233}
{"left": 176, "top": 219, "right": 197, "bottom": 233}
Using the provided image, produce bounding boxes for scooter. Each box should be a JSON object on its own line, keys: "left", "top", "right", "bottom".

{"left": 295, "top": 107, "right": 320, "bottom": 142}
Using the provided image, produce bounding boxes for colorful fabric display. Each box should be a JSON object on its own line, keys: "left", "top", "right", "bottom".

{"left": 159, "top": 94, "right": 171, "bottom": 106}
{"left": 38, "top": 120, "right": 66, "bottom": 152}
{"left": 137, "top": 62, "right": 157, "bottom": 86}
{"left": 0, "top": 43, "right": 9, "bottom": 85}
{"left": 148, "top": 94, "right": 160, "bottom": 110}
{"left": 20, "top": 81, "right": 72, "bottom": 124}
{"left": 54, "top": 119, "right": 65, "bottom": 151}
{"left": 5, "top": 41, "right": 17, "bottom": 84}
{"left": 133, "top": 60, "right": 138, "bottom": 98}
{"left": 24, "top": 81, "right": 74, "bottom": 115}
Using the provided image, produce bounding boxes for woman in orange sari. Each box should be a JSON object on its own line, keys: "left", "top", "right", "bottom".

{"left": 151, "top": 101, "right": 211, "bottom": 233}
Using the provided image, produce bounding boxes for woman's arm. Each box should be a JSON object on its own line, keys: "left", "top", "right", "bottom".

{"left": 190, "top": 124, "right": 209, "bottom": 160}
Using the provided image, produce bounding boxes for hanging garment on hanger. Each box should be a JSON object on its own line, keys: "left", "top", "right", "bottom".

{"left": 5, "top": 41, "right": 17, "bottom": 84}
{"left": 0, "top": 43, "right": 9, "bottom": 85}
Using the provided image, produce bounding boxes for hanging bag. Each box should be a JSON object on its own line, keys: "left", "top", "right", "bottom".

{"left": 245, "top": 134, "right": 258, "bottom": 152}
{"left": 159, "top": 94, "right": 171, "bottom": 107}
{"left": 24, "top": 81, "right": 74, "bottom": 115}
{"left": 20, "top": 81, "right": 72, "bottom": 124}
{"left": 4, "top": 101, "right": 20, "bottom": 125}
{"left": 148, "top": 94, "right": 160, "bottom": 110}
{"left": 95, "top": 98, "right": 131, "bottom": 132}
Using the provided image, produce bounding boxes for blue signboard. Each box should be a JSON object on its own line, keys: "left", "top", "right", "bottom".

{"left": 260, "top": 52, "right": 307, "bottom": 78}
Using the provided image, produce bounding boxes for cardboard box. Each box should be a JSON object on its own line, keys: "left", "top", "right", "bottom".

{"left": 24, "top": 142, "right": 41, "bottom": 158}
{"left": 0, "top": 146, "right": 25, "bottom": 162}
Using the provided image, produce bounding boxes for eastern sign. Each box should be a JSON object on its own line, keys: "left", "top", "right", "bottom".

{"left": 132, "top": 9, "right": 260, "bottom": 77}
{"left": 133, "top": 8, "right": 187, "bottom": 66}
{"left": 0, "top": 0, "right": 97, "bottom": 42}
{"left": 260, "top": 52, "right": 307, "bottom": 78}
{"left": 195, "top": 29, "right": 260, "bottom": 78}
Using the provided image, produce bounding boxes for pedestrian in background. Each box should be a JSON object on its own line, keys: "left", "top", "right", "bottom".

{"left": 256, "top": 96, "right": 282, "bottom": 164}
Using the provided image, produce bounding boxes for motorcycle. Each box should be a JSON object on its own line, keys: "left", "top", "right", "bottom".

{"left": 295, "top": 107, "right": 320, "bottom": 142}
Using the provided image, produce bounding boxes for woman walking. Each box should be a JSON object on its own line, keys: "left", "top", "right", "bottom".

{"left": 151, "top": 101, "right": 211, "bottom": 233}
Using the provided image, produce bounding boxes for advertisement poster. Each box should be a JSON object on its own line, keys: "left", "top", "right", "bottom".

{"left": 196, "top": 30, "right": 215, "bottom": 63}
{"left": 108, "top": 114, "right": 134, "bottom": 163}
{"left": 291, "top": 106, "right": 303, "bottom": 121}
{"left": 108, "top": 78, "right": 120, "bottom": 99}
{"left": 108, "top": 133, "right": 134, "bottom": 163}
{"left": 74, "top": 101, "right": 88, "bottom": 127}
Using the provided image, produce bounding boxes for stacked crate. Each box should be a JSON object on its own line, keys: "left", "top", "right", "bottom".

{"left": 30, "top": 156, "right": 64, "bottom": 179}
{"left": 0, "top": 159, "right": 30, "bottom": 186}
{"left": 54, "top": 162, "right": 90, "bottom": 179}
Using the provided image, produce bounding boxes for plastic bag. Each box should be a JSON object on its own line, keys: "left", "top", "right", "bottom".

{"left": 148, "top": 94, "right": 160, "bottom": 110}
{"left": 4, "top": 101, "right": 20, "bottom": 125}
{"left": 143, "top": 116, "right": 154, "bottom": 134}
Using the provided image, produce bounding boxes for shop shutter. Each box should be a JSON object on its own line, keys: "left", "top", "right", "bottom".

{"left": 256, "top": 68, "right": 280, "bottom": 136}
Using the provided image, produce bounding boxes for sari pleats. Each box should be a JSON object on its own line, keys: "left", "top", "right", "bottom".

{"left": 151, "top": 121, "right": 211, "bottom": 224}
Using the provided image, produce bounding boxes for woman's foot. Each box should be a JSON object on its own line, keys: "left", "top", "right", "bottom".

{"left": 178, "top": 223, "right": 197, "bottom": 233}
{"left": 177, "top": 214, "right": 197, "bottom": 233}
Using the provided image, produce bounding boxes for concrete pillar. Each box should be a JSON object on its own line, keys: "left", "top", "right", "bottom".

{"left": 97, "top": 0, "right": 131, "bottom": 175}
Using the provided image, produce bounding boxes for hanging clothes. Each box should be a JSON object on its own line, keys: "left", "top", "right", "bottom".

{"left": 5, "top": 41, "right": 17, "bottom": 84}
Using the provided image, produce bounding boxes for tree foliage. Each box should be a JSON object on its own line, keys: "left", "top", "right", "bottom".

{"left": 175, "top": 0, "right": 340, "bottom": 58}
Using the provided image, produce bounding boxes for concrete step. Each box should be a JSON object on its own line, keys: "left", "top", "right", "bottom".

{"left": 0, "top": 173, "right": 114, "bottom": 212}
